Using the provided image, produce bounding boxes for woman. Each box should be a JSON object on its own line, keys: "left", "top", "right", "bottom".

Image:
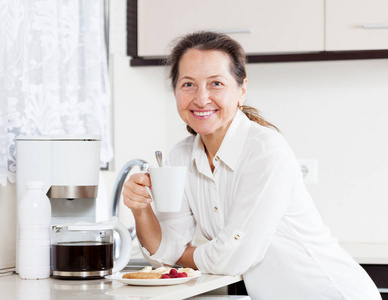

{"left": 123, "top": 31, "right": 380, "bottom": 299}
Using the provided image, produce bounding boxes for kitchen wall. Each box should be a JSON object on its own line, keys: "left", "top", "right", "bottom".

{"left": 1, "top": 0, "right": 388, "bottom": 269}
{"left": 247, "top": 59, "right": 388, "bottom": 244}
{"left": 0, "top": 183, "right": 17, "bottom": 269}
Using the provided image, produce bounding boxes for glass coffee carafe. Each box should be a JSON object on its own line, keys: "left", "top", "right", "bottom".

{"left": 50, "top": 218, "right": 131, "bottom": 279}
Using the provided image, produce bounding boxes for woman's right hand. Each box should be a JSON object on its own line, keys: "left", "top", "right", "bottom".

{"left": 122, "top": 173, "right": 153, "bottom": 211}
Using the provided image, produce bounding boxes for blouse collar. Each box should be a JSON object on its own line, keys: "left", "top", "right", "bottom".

{"left": 191, "top": 110, "right": 251, "bottom": 177}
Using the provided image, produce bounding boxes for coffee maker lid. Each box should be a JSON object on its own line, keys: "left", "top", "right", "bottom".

{"left": 16, "top": 134, "right": 101, "bottom": 141}
{"left": 65, "top": 221, "right": 114, "bottom": 231}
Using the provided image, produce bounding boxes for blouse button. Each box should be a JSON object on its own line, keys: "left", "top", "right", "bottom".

{"left": 213, "top": 206, "right": 218, "bottom": 212}
{"left": 215, "top": 156, "right": 219, "bottom": 162}
{"left": 234, "top": 234, "right": 240, "bottom": 240}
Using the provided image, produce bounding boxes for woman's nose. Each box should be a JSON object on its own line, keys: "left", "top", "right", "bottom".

{"left": 193, "top": 86, "right": 211, "bottom": 107}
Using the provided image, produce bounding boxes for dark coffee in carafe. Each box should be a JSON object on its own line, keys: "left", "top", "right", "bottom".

{"left": 51, "top": 241, "right": 113, "bottom": 278}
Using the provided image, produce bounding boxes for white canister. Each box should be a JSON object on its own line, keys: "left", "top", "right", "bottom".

{"left": 18, "top": 181, "right": 51, "bottom": 279}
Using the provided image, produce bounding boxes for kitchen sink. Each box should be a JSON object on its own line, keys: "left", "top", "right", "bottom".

{"left": 124, "top": 258, "right": 152, "bottom": 271}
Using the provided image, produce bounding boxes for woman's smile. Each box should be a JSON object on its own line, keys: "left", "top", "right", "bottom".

{"left": 191, "top": 110, "right": 218, "bottom": 119}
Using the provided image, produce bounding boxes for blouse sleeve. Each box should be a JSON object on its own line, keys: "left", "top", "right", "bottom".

{"left": 141, "top": 197, "right": 196, "bottom": 266}
{"left": 194, "top": 149, "right": 300, "bottom": 275}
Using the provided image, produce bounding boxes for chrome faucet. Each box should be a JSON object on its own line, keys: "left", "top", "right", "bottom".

{"left": 110, "top": 159, "right": 148, "bottom": 258}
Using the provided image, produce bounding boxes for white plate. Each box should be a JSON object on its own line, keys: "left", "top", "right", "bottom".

{"left": 106, "top": 272, "right": 200, "bottom": 286}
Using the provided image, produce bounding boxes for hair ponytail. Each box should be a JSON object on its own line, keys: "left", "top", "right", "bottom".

{"left": 241, "top": 105, "right": 279, "bottom": 132}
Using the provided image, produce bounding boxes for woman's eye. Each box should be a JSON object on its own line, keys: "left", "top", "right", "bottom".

{"left": 212, "top": 81, "right": 222, "bottom": 86}
{"left": 183, "top": 82, "right": 193, "bottom": 87}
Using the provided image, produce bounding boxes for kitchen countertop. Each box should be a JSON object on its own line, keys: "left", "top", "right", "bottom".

{"left": 0, "top": 269, "right": 243, "bottom": 300}
{"left": 340, "top": 243, "right": 388, "bottom": 264}
{"left": 2, "top": 243, "right": 388, "bottom": 300}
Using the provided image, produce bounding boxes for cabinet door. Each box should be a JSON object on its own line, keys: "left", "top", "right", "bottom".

{"left": 241, "top": 0, "right": 324, "bottom": 54}
{"left": 326, "top": 0, "right": 388, "bottom": 51}
{"left": 138, "top": 0, "right": 245, "bottom": 57}
{"left": 137, "top": 0, "right": 324, "bottom": 57}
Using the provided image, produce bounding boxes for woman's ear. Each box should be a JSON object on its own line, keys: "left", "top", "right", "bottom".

{"left": 240, "top": 78, "right": 248, "bottom": 105}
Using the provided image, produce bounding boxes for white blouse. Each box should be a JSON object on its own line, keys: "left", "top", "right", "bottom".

{"left": 142, "top": 110, "right": 380, "bottom": 300}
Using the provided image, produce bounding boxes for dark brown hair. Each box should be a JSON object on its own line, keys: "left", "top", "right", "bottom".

{"left": 166, "top": 31, "right": 279, "bottom": 134}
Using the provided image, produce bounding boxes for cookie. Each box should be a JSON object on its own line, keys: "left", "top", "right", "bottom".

{"left": 122, "top": 272, "right": 162, "bottom": 279}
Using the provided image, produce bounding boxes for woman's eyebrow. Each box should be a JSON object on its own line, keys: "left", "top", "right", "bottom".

{"left": 177, "top": 75, "right": 227, "bottom": 82}
{"left": 208, "top": 75, "right": 226, "bottom": 80}
{"left": 178, "top": 76, "right": 195, "bottom": 81}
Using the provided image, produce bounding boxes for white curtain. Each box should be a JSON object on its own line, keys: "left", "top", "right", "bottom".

{"left": 0, "top": 0, "right": 113, "bottom": 186}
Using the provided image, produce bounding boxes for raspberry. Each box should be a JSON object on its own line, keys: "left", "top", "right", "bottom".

{"left": 169, "top": 269, "right": 178, "bottom": 276}
{"left": 179, "top": 272, "right": 187, "bottom": 277}
{"left": 161, "top": 274, "right": 170, "bottom": 279}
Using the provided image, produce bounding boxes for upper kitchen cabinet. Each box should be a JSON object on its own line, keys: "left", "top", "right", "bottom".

{"left": 128, "top": 0, "right": 388, "bottom": 65}
{"left": 136, "top": 0, "right": 324, "bottom": 57}
{"left": 326, "top": 0, "right": 388, "bottom": 51}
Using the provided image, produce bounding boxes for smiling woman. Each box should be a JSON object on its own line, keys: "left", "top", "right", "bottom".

{"left": 122, "top": 31, "right": 381, "bottom": 300}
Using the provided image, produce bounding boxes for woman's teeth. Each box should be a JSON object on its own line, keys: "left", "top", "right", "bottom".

{"left": 193, "top": 111, "right": 214, "bottom": 116}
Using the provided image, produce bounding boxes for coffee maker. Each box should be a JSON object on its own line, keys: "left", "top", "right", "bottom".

{"left": 16, "top": 135, "right": 132, "bottom": 279}
{"left": 15, "top": 135, "right": 104, "bottom": 272}
{"left": 16, "top": 135, "right": 102, "bottom": 225}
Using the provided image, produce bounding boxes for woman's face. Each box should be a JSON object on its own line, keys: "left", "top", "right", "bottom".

{"left": 174, "top": 49, "right": 247, "bottom": 140}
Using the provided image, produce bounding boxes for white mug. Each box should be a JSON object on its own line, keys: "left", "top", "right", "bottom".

{"left": 146, "top": 166, "right": 187, "bottom": 212}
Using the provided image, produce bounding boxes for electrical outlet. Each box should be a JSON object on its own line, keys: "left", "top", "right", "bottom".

{"left": 297, "top": 158, "right": 318, "bottom": 185}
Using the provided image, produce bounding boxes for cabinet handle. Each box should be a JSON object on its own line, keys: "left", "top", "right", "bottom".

{"left": 363, "top": 24, "right": 388, "bottom": 29}
{"left": 216, "top": 29, "right": 252, "bottom": 34}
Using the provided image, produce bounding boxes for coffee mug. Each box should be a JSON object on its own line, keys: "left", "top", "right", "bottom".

{"left": 146, "top": 166, "right": 187, "bottom": 212}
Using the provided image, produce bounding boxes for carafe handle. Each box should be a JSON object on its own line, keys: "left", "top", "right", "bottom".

{"left": 111, "top": 217, "right": 132, "bottom": 273}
